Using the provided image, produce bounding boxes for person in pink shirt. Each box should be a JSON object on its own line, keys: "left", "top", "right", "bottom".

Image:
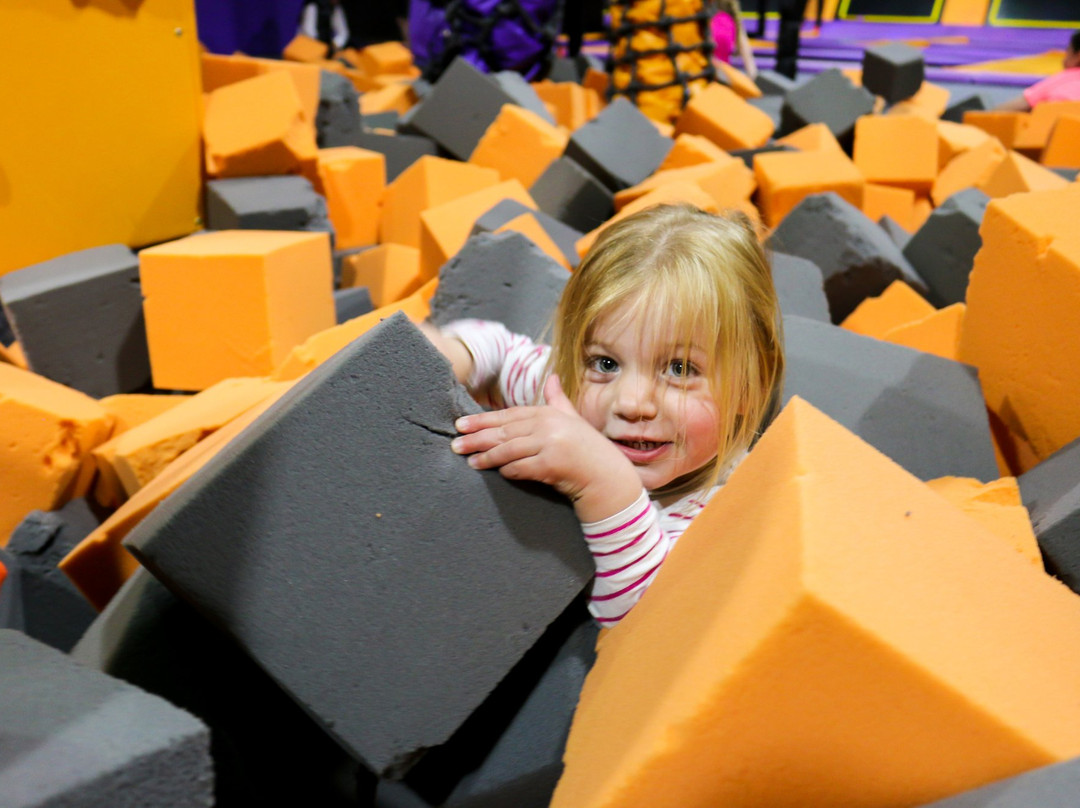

{"left": 709, "top": 0, "right": 759, "bottom": 79}
{"left": 422, "top": 204, "right": 785, "bottom": 626}
{"left": 997, "top": 31, "right": 1080, "bottom": 111}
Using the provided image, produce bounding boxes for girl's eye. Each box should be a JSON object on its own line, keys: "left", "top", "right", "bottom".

{"left": 588, "top": 356, "right": 619, "bottom": 374}
{"left": 667, "top": 359, "right": 698, "bottom": 378}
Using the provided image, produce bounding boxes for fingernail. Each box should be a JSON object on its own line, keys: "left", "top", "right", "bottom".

{"left": 467, "top": 455, "right": 480, "bottom": 468}
{"left": 455, "top": 416, "right": 469, "bottom": 431}
{"left": 450, "top": 438, "right": 463, "bottom": 452}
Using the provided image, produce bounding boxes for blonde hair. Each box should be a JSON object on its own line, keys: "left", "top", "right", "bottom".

{"left": 550, "top": 203, "right": 784, "bottom": 498}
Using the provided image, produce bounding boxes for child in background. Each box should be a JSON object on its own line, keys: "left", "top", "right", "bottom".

{"left": 423, "top": 204, "right": 784, "bottom": 625}
{"left": 710, "top": 0, "right": 759, "bottom": 79}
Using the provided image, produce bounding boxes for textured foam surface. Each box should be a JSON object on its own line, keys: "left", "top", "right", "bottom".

{"left": 205, "top": 175, "right": 332, "bottom": 235}
{"left": 779, "top": 69, "right": 876, "bottom": 148}
{"left": 529, "top": 156, "right": 614, "bottom": 233}
{"left": 782, "top": 315, "right": 999, "bottom": 482}
{"left": 353, "top": 131, "right": 439, "bottom": 182}
{"left": 124, "top": 313, "right": 592, "bottom": 776}
{"left": 1019, "top": 435, "right": 1080, "bottom": 596}
{"left": 767, "top": 192, "right": 927, "bottom": 323}
{"left": 903, "top": 188, "right": 990, "bottom": 308}
{"left": 0, "top": 244, "right": 150, "bottom": 397}
{"left": 492, "top": 71, "right": 556, "bottom": 125}
{"left": 563, "top": 98, "right": 673, "bottom": 192}
{"left": 72, "top": 568, "right": 365, "bottom": 806}
{"left": 334, "top": 286, "right": 374, "bottom": 323}
{"left": 771, "top": 252, "right": 830, "bottom": 322}
{"left": 862, "top": 42, "right": 925, "bottom": 104}
{"left": 471, "top": 199, "right": 583, "bottom": 270}
{"left": 0, "top": 628, "right": 212, "bottom": 808}
{"left": 316, "top": 70, "right": 363, "bottom": 148}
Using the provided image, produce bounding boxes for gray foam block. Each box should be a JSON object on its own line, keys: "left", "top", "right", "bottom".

{"left": 766, "top": 192, "right": 927, "bottom": 323}
{"left": 732, "top": 143, "right": 797, "bottom": 169}
{"left": 396, "top": 600, "right": 599, "bottom": 808}
{"left": 408, "top": 57, "right": 522, "bottom": 160}
{"left": 1019, "top": 435, "right": 1080, "bottom": 594}
{"left": 902, "top": 187, "right": 990, "bottom": 308}
{"left": 1051, "top": 167, "right": 1080, "bottom": 182}
{"left": 747, "top": 94, "right": 784, "bottom": 131}
{"left": 204, "top": 175, "right": 334, "bottom": 239}
{"left": 755, "top": 69, "right": 798, "bottom": 96}
{"left": 492, "top": 71, "right": 557, "bottom": 125}
{"left": 529, "top": 156, "right": 614, "bottom": 233}
{"left": 778, "top": 68, "right": 876, "bottom": 149}
{"left": 353, "top": 131, "right": 440, "bottom": 182}
{"left": 772, "top": 252, "right": 830, "bottom": 322}
{"left": 429, "top": 231, "right": 570, "bottom": 342}
{"left": 0, "top": 244, "right": 150, "bottom": 397}
{"left": 0, "top": 304, "right": 13, "bottom": 346}
{"left": 316, "top": 70, "right": 363, "bottom": 148}
{"left": 545, "top": 57, "right": 581, "bottom": 84}
{"left": 471, "top": 198, "right": 584, "bottom": 269}
{"left": 72, "top": 568, "right": 368, "bottom": 807}
{"left": 0, "top": 628, "right": 212, "bottom": 807}
{"left": 563, "top": 97, "right": 674, "bottom": 192}
{"left": 915, "top": 758, "right": 1080, "bottom": 807}
{"left": 942, "top": 92, "right": 986, "bottom": 124}
{"left": 334, "top": 286, "right": 374, "bottom": 323}
{"left": 5, "top": 498, "right": 102, "bottom": 653}
{"left": 863, "top": 42, "right": 925, "bottom": 104}
{"left": 364, "top": 110, "right": 400, "bottom": 130}
{"left": 782, "top": 314, "right": 999, "bottom": 482}
{"left": 0, "top": 548, "right": 25, "bottom": 631}
{"left": 122, "top": 313, "right": 593, "bottom": 777}
{"left": 879, "top": 215, "right": 913, "bottom": 251}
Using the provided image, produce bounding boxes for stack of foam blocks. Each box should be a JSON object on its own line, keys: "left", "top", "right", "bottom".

{"left": 2, "top": 22, "right": 1080, "bottom": 808}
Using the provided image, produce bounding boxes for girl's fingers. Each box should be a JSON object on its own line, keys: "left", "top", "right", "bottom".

{"left": 542, "top": 373, "right": 577, "bottom": 417}
{"left": 454, "top": 405, "right": 541, "bottom": 435}
{"left": 462, "top": 435, "right": 542, "bottom": 471}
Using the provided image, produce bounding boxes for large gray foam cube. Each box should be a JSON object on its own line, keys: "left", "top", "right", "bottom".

{"left": 529, "top": 156, "right": 614, "bottom": 233}
{"left": 408, "top": 57, "right": 521, "bottom": 160}
{"left": 5, "top": 499, "right": 101, "bottom": 653}
{"left": 1019, "top": 435, "right": 1080, "bottom": 594}
{"left": 334, "top": 286, "right": 374, "bottom": 323}
{"left": 317, "top": 70, "right": 363, "bottom": 147}
{"left": 0, "top": 244, "right": 150, "bottom": 397}
{"left": 862, "top": 42, "right": 925, "bottom": 104}
{"left": 782, "top": 315, "right": 999, "bottom": 482}
{"left": 471, "top": 198, "right": 583, "bottom": 269}
{"left": 354, "top": 131, "right": 439, "bottom": 182}
{"left": 879, "top": 215, "right": 913, "bottom": 251}
{"left": 767, "top": 192, "right": 927, "bottom": 323}
{"left": 492, "top": 71, "right": 556, "bottom": 125}
{"left": 915, "top": 758, "right": 1080, "bottom": 807}
{"left": 429, "top": 232, "right": 570, "bottom": 342}
{"left": 772, "top": 252, "right": 830, "bottom": 322}
{"left": 0, "top": 628, "right": 212, "bottom": 807}
{"left": 205, "top": 175, "right": 333, "bottom": 237}
{"left": 778, "top": 69, "right": 875, "bottom": 148}
{"left": 123, "top": 313, "right": 593, "bottom": 777}
{"left": 563, "top": 97, "right": 674, "bottom": 192}
{"left": 73, "top": 568, "right": 366, "bottom": 807}
{"left": 902, "top": 188, "right": 989, "bottom": 308}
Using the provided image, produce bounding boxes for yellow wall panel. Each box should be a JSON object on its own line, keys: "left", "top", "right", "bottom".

{"left": 0, "top": 0, "right": 202, "bottom": 277}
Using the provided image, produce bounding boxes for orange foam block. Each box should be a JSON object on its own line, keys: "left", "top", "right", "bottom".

{"left": 379, "top": 156, "right": 500, "bottom": 248}
{"left": 418, "top": 179, "right": 536, "bottom": 281}
{"left": 360, "top": 82, "right": 418, "bottom": 116}
{"left": 93, "top": 377, "right": 289, "bottom": 499}
{"left": 0, "top": 364, "right": 113, "bottom": 544}
{"left": 862, "top": 183, "right": 917, "bottom": 231}
{"left": 1041, "top": 115, "right": 1080, "bottom": 169}
{"left": 931, "top": 136, "right": 1007, "bottom": 206}
{"left": 316, "top": 147, "right": 386, "bottom": 250}
{"left": 936, "top": 120, "right": 993, "bottom": 170}
{"left": 272, "top": 278, "right": 436, "bottom": 380}
{"left": 468, "top": 104, "right": 569, "bottom": 188}
{"left": 613, "top": 159, "right": 755, "bottom": 212}
{"left": 551, "top": 396, "right": 1080, "bottom": 808}
{"left": 61, "top": 389, "right": 289, "bottom": 611}
{"left": 357, "top": 41, "right": 414, "bottom": 76}
{"left": 713, "top": 61, "right": 762, "bottom": 99}
{"left": 1015, "top": 101, "right": 1080, "bottom": 153}
{"left": 774, "top": 122, "right": 844, "bottom": 155}
{"left": 340, "top": 244, "right": 422, "bottom": 306}
{"left": 853, "top": 114, "right": 938, "bottom": 192}
{"left": 532, "top": 80, "right": 590, "bottom": 130}
{"left": 840, "top": 279, "right": 934, "bottom": 338}
{"left": 656, "top": 133, "right": 733, "bottom": 171}
{"left": 959, "top": 185, "right": 1080, "bottom": 461}
{"left": 977, "top": 150, "right": 1070, "bottom": 198}
{"left": 673, "top": 83, "right": 774, "bottom": 152}
{"left": 140, "top": 230, "right": 335, "bottom": 391}
{"left": 753, "top": 149, "right": 865, "bottom": 227}
{"left": 200, "top": 53, "right": 322, "bottom": 124}
{"left": 881, "top": 302, "right": 966, "bottom": 361}
{"left": 963, "top": 110, "right": 1028, "bottom": 149}
{"left": 887, "top": 81, "right": 950, "bottom": 119}
{"left": 282, "top": 33, "right": 328, "bottom": 63}
{"left": 0, "top": 341, "right": 28, "bottom": 369}
{"left": 925, "top": 475, "right": 1041, "bottom": 566}
{"left": 203, "top": 69, "right": 318, "bottom": 179}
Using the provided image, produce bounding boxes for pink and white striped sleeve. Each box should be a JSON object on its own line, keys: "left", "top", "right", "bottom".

{"left": 582, "top": 489, "right": 713, "bottom": 626}
{"left": 441, "top": 319, "right": 550, "bottom": 407}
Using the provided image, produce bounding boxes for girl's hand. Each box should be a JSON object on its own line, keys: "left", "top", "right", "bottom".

{"left": 451, "top": 375, "right": 644, "bottom": 522}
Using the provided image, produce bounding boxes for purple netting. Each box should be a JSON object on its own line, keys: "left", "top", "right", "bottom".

{"left": 409, "top": 0, "right": 563, "bottom": 80}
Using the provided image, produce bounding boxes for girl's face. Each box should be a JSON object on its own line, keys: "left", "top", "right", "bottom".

{"left": 576, "top": 299, "right": 721, "bottom": 494}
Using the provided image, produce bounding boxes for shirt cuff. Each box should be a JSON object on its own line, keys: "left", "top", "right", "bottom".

{"left": 580, "top": 490, "right": 651, "bottom": 545}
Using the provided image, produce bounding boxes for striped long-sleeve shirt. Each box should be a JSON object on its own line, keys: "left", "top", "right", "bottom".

{"left": 443, "top": 319, "right": 721, "bottom": 626}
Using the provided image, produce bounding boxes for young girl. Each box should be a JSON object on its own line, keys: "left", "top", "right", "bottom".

{"left": 424, "top": 204, "right": 784, "bottom": 625}
{"left": 709, "top": 0, "right": 759, "bottom": 79}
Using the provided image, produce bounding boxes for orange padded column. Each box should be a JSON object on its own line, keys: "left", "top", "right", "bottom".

{"left": 140, "top": 230, "right": 335, "bottom": 391}
{"left": 959, "top": 185, "right": 1080, "bottom": 460}
{"left": 551, "top": 396, "right": 1080, "bottom": 808}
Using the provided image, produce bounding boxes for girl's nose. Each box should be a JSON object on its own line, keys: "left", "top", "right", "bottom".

{"left": 613, "top": 373, "right": 659, "bottom": 421}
